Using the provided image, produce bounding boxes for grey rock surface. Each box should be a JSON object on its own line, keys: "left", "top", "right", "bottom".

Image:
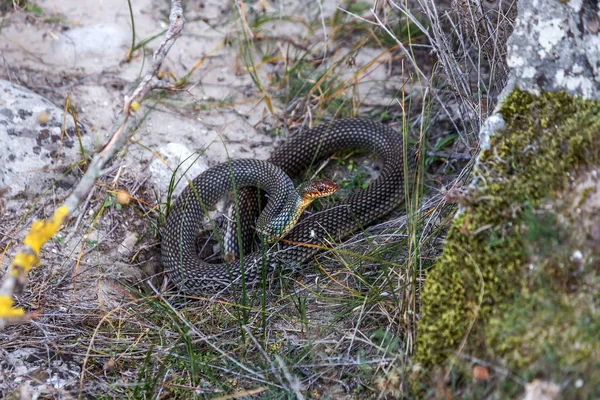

{"left": 507, "top": 0, "right": 600, "bottom": 99}
{"left": 149, "top": 142, "right": 209, "bottom": 199}
{"left": 52, "top": 24, "right": 128, "bottom": 69}
{"left": 0, "top": 79, "right": 91, "bottom": 203}
{"left": 480, "top": 0, "right": 600, "bottom": 147}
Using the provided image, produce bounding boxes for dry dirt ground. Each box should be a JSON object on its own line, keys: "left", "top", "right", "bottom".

{"left": 0, "top": 0, "right": 465, "bottom": 398}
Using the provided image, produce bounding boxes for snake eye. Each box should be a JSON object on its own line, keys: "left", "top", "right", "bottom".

{"left": 303, "top": 178, "right": 338, "bottom": 198}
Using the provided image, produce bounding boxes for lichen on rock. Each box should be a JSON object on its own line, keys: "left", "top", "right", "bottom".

{"left": 507, "top": 0, "right": 600, "bottom": 98}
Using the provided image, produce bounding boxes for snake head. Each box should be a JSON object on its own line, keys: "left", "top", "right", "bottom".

{"left": 262, "top": 178, "right": 338, "bottom": 242}
{"left": 301, "top": 178, "right": 338, "bottom": 199}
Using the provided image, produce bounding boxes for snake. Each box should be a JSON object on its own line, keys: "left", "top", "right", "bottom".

{"left": 161, "top": 119, "right": 413, "bottom": 294}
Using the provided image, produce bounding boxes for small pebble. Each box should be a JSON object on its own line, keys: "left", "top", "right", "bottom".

{"left": 116, "top": 190, "right": 130, "bottom": 205}
{"left": 37, "top": 111, "right": 49, "bottom": 124}
{"left": 473, "top": 364, "right": 489, "bottom": 381}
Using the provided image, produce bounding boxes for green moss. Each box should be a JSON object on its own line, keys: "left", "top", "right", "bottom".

{"left": 577, "top": 185, "right": 595, "bottom": 208}
{"left": 485, "top": 244, "right": 600, "bottom": 397}
{"left": 487, "top": 286, "right": 600, "bottom": 372}
{"left": 414, "top": 89, "right": 600, "bottom": 379}
{"left": 484, "top": 178, "right": 600, "bottom": 397}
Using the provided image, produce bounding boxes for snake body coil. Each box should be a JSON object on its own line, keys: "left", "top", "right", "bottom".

{"left": 161, "top": 119, "right": 412, "bottom": 294}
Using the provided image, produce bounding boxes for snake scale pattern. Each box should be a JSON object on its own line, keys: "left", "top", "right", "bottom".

{"left": 161, "top": 119, "right": 413, "bottom": 294}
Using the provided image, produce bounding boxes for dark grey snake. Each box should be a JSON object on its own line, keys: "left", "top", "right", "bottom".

{"left": 161, "top": 119, "right": 413, "bottom": 294}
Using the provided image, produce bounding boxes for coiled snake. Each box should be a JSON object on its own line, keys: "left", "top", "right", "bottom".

{"left": 161, "top": 119, "right": 413, "bottom": 294}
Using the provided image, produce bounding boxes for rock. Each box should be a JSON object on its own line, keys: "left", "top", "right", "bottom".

{"left": 507, "top": 0, "right": 600, "bottom": 99}
{"left": 118, "top": 231, "right": 138, "bottom": 256}
{"left": 523, "top": 380, "right": 560, "bottom": 400}
{"left": 149, "top": 142, "right": 209, "bottom": 199}
{"left": 0, "top": 79, "right": 92, "bottom": 204}
{"left": 52, "top": 24, "right": 128, "bottom": 68}
{"left": 481, "top": 0, "right": 600, "bottom": 148}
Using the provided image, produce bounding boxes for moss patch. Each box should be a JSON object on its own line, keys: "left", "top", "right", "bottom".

{"left": 414, "top": 89, "right": 600, "bottom": 392}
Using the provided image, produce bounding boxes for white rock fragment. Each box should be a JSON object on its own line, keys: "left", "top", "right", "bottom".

{"left": 523, "top": 380, "right": 560, "bottom": 400}
{"left": 52, "top": 24, "right": 128, "bottom": 67}
{"left": 118, "top": 231, "right": 139, "bottom": 255}
{"left": 149, "top": 142, "right": 209, "bottom": 199}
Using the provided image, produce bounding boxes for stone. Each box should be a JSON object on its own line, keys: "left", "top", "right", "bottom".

{"left": 52, "top": 24, "right": 128, "bottom": 68}
{"left": 148, "top": 142, "right": 209, "bottom": 199}
{"left": 0, "top": 79, "right": 92, "bottom": 204}
{"left": 523, "top": 380, "right": 560, "bottom": 400}
{"left": 507, "top": 0, "right": 600, "bottom": 99}
{"left": 481, "top": 0, "right": 600, "bottom": 148}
